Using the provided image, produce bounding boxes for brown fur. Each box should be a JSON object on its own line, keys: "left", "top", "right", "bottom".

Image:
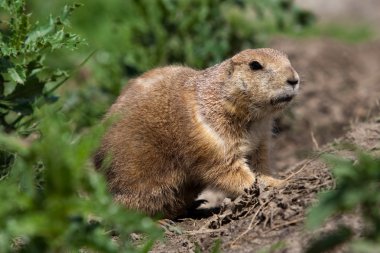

{"left": 95, "top": 48, "right": 300, "bottom": 219}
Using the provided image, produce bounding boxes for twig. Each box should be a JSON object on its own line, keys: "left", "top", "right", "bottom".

{"left": 284, "top": 159, "right": 314, "bottom": 182}
{"left": 314, "top": 181, "right": 334, "bottom": 190}
{"left": 201, "top": 214, "right": 220, "bottom": 230}
{"left": 184, "top": 228, "right": 227, "bottom": 235}
{"left": 45, "top": 50, "right": 97, "bottom": 95}
{"left": 311, "top": 131, "right": 320, "bottom": 150}
{"left": 241, "top": 203, "right": 258, "bottom": 219}
{"left": 229, "top": 197, "right": 273, "bottom": 247}
{"left": 271, "top": 217, "right": 304, "bottom": 230}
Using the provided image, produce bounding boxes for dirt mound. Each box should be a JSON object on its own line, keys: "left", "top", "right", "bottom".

{"left": 151, "top": 38, "right": 380, "bottom": 252}
{"left": 152, "top": 120, "right": 380, "bottom": 253}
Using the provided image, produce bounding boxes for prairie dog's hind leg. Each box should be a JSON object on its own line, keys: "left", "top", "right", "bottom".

{"left": 196, "top": 188, "right": 227, "bottom": 209}
{"left": 113, "top": 185, "right": 186, "bottom": 219}
{"left": 107, "top": 162, "right": 188, "bottom": 219}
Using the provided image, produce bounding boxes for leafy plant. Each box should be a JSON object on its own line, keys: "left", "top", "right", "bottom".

{"left": 306, "top": 152, "right": 380, "bottom": 253}
{"left": 0, "top": 106, "right": 162, "bottom": 252}
{"left": 0, "top": 0, "right": 84, "bottom": 134}
{"left": 0, "top": 1, "right": 162, "bottom": 252}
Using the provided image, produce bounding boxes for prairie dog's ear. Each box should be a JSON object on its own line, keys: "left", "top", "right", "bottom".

{"left": 231, "top": 49, "right": 256, "bottom": 64}
{"left": 223, "top": 59, "right": 234, "bottom": 77}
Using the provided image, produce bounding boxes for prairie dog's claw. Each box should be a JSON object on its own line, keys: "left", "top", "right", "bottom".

{"left": 258, "top": 175, "right": 286, "bottom": 188}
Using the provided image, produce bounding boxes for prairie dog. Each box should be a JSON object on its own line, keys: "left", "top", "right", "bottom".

{"left": 95, "top": 48, "right": 300, "bottom": 219}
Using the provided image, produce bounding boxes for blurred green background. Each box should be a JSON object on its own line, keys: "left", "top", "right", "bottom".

{"left": 26, "top": 0, "right": 315, "bottom": 129}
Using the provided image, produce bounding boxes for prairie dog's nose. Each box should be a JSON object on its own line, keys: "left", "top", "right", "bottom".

{"left": 287, "top": 78, "right": 299, "bottom": 87}
{"left": 286, "top": 68, "right": 300, "bottom": 88}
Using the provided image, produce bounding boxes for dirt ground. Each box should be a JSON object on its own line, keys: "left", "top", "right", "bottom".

{"left": 149, "top": 37, "right": 380, "bottom": 252}
{"left": 295, "top": 0, "right": 380, "bottom": 34}
{"left": 152, "top": 119, "right": 380, "bottom": 253}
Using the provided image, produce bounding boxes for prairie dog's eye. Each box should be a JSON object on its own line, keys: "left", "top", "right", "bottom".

{"left": 249, "top": 61, "right": 263, "bottom": 70}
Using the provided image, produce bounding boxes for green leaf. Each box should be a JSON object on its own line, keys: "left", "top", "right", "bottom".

{"left": 3, "top": 81, "right": 17, "bottom": 96}
{"left": 351, "top": 239, "right": 380, "bottom": 253}
{"left": 8, "top": 67, "right": 25, "bottom": 84}
{"left": 306, "top": 192, "right": 337, "bottom": 229}
{"left": 341, "top": 189, "right": 364, "bottom": 209}
{"left": 305, "top": 226, "right": 352, "bottom": 253}
{"left": 257, "top": 241, "right": 286, "bottom": 253}
{"left": 0, "top": 134, "right": 29, "bottom": 155}
{"left": 60, "top": 3, "right": 84, "bottom": 26}
{"left": 211, "top": 239, "right": 222, "bottom": 253}
{"left": 25, "top": 15, "right": 55, "bottom": 45}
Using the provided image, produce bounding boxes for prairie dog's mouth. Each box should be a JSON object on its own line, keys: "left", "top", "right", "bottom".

{"left": 270, "top": 94, "right": 295, "bottom": 105}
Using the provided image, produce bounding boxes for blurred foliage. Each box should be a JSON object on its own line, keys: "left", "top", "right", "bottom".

{"left": 257, "top": 241, "right": 286, "bottom": 253}
{"left": 0, "top": 1, "right": 162, "bottom": 252}
{"left": 0, "top": 106, "right": 162, "bottom": 252}
{"left": 29, "top": 0, "right": 314, "bottom": 70}
{"left": 306, "top": 152, "right": 380, "bottom": 253}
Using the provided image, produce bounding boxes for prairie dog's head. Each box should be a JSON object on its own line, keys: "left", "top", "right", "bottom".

{"left": 223, "top": 48, "right": 299, "bottom": 117}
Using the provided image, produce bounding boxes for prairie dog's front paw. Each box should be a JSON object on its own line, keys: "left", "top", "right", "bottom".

{"left": 258, "top": 174, "right": 285, "bottom": 188}
{"left": 211, "top": 163, "right": 255, "bottom": 199}
{"left": 226, "top": 165, "right": 256, "bottom": 198}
